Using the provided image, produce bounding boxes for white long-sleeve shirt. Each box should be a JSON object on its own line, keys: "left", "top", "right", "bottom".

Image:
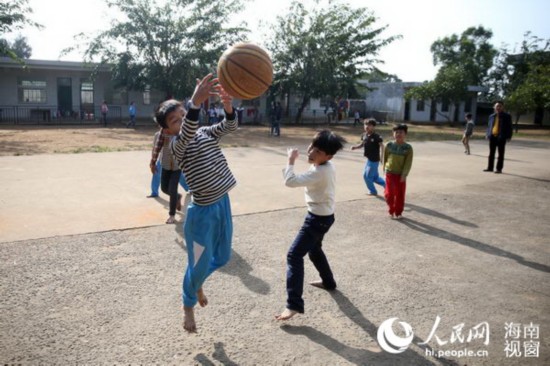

{"left": 282, "top": 161, "right": 336, "bottom": 216}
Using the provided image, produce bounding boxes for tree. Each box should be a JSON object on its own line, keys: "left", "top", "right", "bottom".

{"left": 266, "top": 0, "right": 399, "bottom": 123}
{"left": 0, "top": 35, "right": 32, "bottom": 58}
{"left": 67, "top": 0, "right": 248, "bottom": 99}
{"left": 0, "top": 0, "right": 41, "bottom": 61}
{"left": 430, "top": 26, "right": 497, "bottom": 86}
{"left": 406, "top": 26, "right": 497, "bottom": 122}
{"left": 487, "top": 32, "right": 550, "bottom": 125}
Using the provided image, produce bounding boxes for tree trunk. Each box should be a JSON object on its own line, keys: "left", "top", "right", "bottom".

{"left": 294, "top": 95, "right": 310, "bottom": 124}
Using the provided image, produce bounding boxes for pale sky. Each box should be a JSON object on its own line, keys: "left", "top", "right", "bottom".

{"left": 8, "top": 0, "right": 550, "bottom": 82}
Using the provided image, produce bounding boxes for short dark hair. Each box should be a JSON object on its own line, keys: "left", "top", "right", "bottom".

{"left": 311, "top": 129, "right": 347, "bottom": 156}
{"left": 154, "top": 99, "right": 182, "bottom": 128}
{"left": 364, "top": 118, "right": 377, "bottom": 127}
{"left": 392, "top": 124, "right": 408, "bottom": 133}
{"left": 466, "top": 113, "right": 473, "bottom": 119}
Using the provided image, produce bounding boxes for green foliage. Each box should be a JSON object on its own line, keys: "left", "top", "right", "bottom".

{"left": 406, "top": 26, "right": 497, "bottom": 120}
{"left": 0, "top": 0, "right": 41, "bottom": 61}
{"left": 489, "top": 32, "right": 550, "bottom": 112}
{"left": 430, "top": 26, "right": 497, "bottom": 85}
{"left": 0, "top": 35, "right": 31, "bottom": 58}
{"left": 65, "top": 0, "right": 248, "bottom": 99}
{"left": 506, "top": 63, "right": 550, "bottom": 113}
{"left": 266, "top": 0, "right": 399, "bottom": 123}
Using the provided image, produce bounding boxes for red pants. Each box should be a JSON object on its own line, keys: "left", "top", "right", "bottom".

{"left": 385, "top": 173, "right": 406, "bottom": 216}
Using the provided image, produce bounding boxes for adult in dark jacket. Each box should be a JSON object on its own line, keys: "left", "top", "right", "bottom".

{"left": 484, "top": 101, "right": 512, "bottom": 174}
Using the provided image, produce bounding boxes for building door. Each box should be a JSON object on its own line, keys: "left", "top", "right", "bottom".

{"left": 57, "top": 77, "right": 72, "bottom": 117}
{"left": 430, "top": 99, "right": 437, "bottom": 121}
{"left": 404, "top": 100, "right": 410, "bottom": 121}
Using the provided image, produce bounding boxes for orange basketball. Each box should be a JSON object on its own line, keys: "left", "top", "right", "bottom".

{"left": 217, "top": 43, "right": 273, "bottom": 100}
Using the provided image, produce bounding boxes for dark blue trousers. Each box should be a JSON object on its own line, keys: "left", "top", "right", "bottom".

{"left": 286, "top": 212, "right": 336, "bottom": 313}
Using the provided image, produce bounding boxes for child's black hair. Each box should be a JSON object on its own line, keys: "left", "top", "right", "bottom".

{"left": 365, "top": 118, "right": 377, "bottom": 127}
{"left": 154, "top": 99, "right": 182, "bottom": 128}
{"left": 311, "top": 129, "right": 347, "bottom": 156}
{"left": 466, "top": 113, "right": 473, "bottom": 119}
{"left": 392, "top": 123, "right": 408, "bottom": 133}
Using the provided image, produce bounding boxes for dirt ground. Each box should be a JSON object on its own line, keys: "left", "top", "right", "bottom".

{"left": 1, "top": 122, "right": 548, "bottom": 156}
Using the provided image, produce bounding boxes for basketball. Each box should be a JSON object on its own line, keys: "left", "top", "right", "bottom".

{"left": 217, "top": 43, "right": 273, "bottom": 100}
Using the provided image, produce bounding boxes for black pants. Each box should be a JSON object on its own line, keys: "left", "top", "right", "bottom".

{"left": 487, "top": 135, "right": 507, "bottom": 172}
{"left": 161, "top": 169, "right": 181, "bottom": 215}
{"left": 286, "top": 212, "right": 336, "bottom": 313}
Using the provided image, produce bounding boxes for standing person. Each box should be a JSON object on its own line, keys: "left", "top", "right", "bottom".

{"left": 149, "top": 126, "right": 183, "bottom": 224}
{"left": 208, "top": 105, "right": 217, "bottom": 125}
{"left": 101, "top": 101, "right": 109, "bottom": 127}
{"left": 236, "top": 104, "right": 244, "bottom": 125}
{"left": 276, "top": 130, "right": 347, "bottom": 321}
{"left": 127, "top": 101, "right": 137, "bottom": 127}
{"left": 165, "top": 74, "right": 238, "bottom": 333}
{"left": 462, "top": 113, "right": 475, "bottom": 155}
{"left": 269, "top": 102, "right": 277, "bottom": 136}
{"left": 353, "top": 110, "right": 361, "bottom": 126}
{"left": 383, "top": 124, "right": 413, "bottom": 220}
{"left": 351, "top": 119, "right": 385, "bottom": 195}
{"left": 274, "top": 102, "right": 282, "bottom": 136}
{"left": 484, "top": 101, "right": 512, "bottom": 174}
{"left": 148, "top": 130, "right": 189, "bottom": 198}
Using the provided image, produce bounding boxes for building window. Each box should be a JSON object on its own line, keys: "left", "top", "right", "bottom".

{"left": 18, "top": 79, "right": 47, "bottom": 103}
{"left": 416, "top": 100, "right": 425, "bottom": 111}
{"left": 80, "top": 81, "right": 94, "bottom": 104}
{"left": 441, "top": 100, "right": 449, "bottom": 112}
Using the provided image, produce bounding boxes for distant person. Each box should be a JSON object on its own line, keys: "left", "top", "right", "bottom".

{"left": 269, "top": 102, "right": 277, "bottom": 136}
{"left": 127, "top": 101, "right": 137, "bottom": 128}
{"left": 236, "top": 104, "right": 244, "bottom": 125}
{"left": 353, "top": 110, "right": 361, "bottom": 126}
{"left": 351, "top": 119, "right": 385, "bottom": 195}
{"left": 101, "top": 101, "right": 109, "bottom": 127}
{"left": 383, "top": 124, "right": 413, "bottom": 220}
{"left": 484, "top": 101, "right": 512, "bottom": 174}
{"left": 462, "top": 113, "right": 475, "bottom": 155}
{"left": 274, "top": 102, "right": 282, "bottom": 136}
{"left": 208, "top": 105, "right": 217, "bottom": 125}
{"left": 276, "top": 130, "right": 346, "bottom": 321}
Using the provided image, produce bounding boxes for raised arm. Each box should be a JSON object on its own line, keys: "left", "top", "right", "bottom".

{"left": 172, "top": 74, "right": 219, "bottom": 158}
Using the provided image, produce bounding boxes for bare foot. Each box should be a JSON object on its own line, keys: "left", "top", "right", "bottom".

{"left": 309, "top": 280, "right": 326, "bottom": 289}
{"left": 166, "top": 215, "right": 176, "bottom": 224}
{"left": 309, "top": 281, "right": 336, "bottom": 291}
{"left": 275, "top": 308, "right": 298, "bottom": 321}
{"left": 197, "top": 288, "right": 208, "bottom": 307}
{"left": 183, "top": 306, "right": 197, "bottom": 333}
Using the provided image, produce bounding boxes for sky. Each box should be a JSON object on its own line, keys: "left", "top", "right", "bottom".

{"left": 8, "top": 0, "right": 550, "bottom": 82}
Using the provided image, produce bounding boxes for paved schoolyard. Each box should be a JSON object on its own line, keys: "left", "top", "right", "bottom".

{"left": 0, "top": 139, "right": 549, "bottom": 365}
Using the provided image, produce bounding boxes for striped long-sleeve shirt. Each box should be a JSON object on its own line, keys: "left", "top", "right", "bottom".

{"left": 171, "top": 108, "right": 238, "bottom": 205}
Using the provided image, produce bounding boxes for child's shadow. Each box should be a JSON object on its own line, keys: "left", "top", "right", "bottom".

{"left": 194, "top": 342, "right": 238, "bottom": 366}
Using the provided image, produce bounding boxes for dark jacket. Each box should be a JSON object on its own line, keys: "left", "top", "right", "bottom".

{"left": 486, "top": 112, "right": 513, "bottom": 140}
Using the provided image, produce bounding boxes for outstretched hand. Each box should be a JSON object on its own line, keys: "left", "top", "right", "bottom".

{"left": 216, "top": 85, "right": 234, "bottom": 114}
{"left": 190, "top": 74, "right": 219, "bottom": 106}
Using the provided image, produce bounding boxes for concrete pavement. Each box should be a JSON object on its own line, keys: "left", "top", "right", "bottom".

{"left": 1, "top": 139, "right": 549, "bottom": 243}
{"left": 0, "top": 139, "right": 549, "bottom": 365}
